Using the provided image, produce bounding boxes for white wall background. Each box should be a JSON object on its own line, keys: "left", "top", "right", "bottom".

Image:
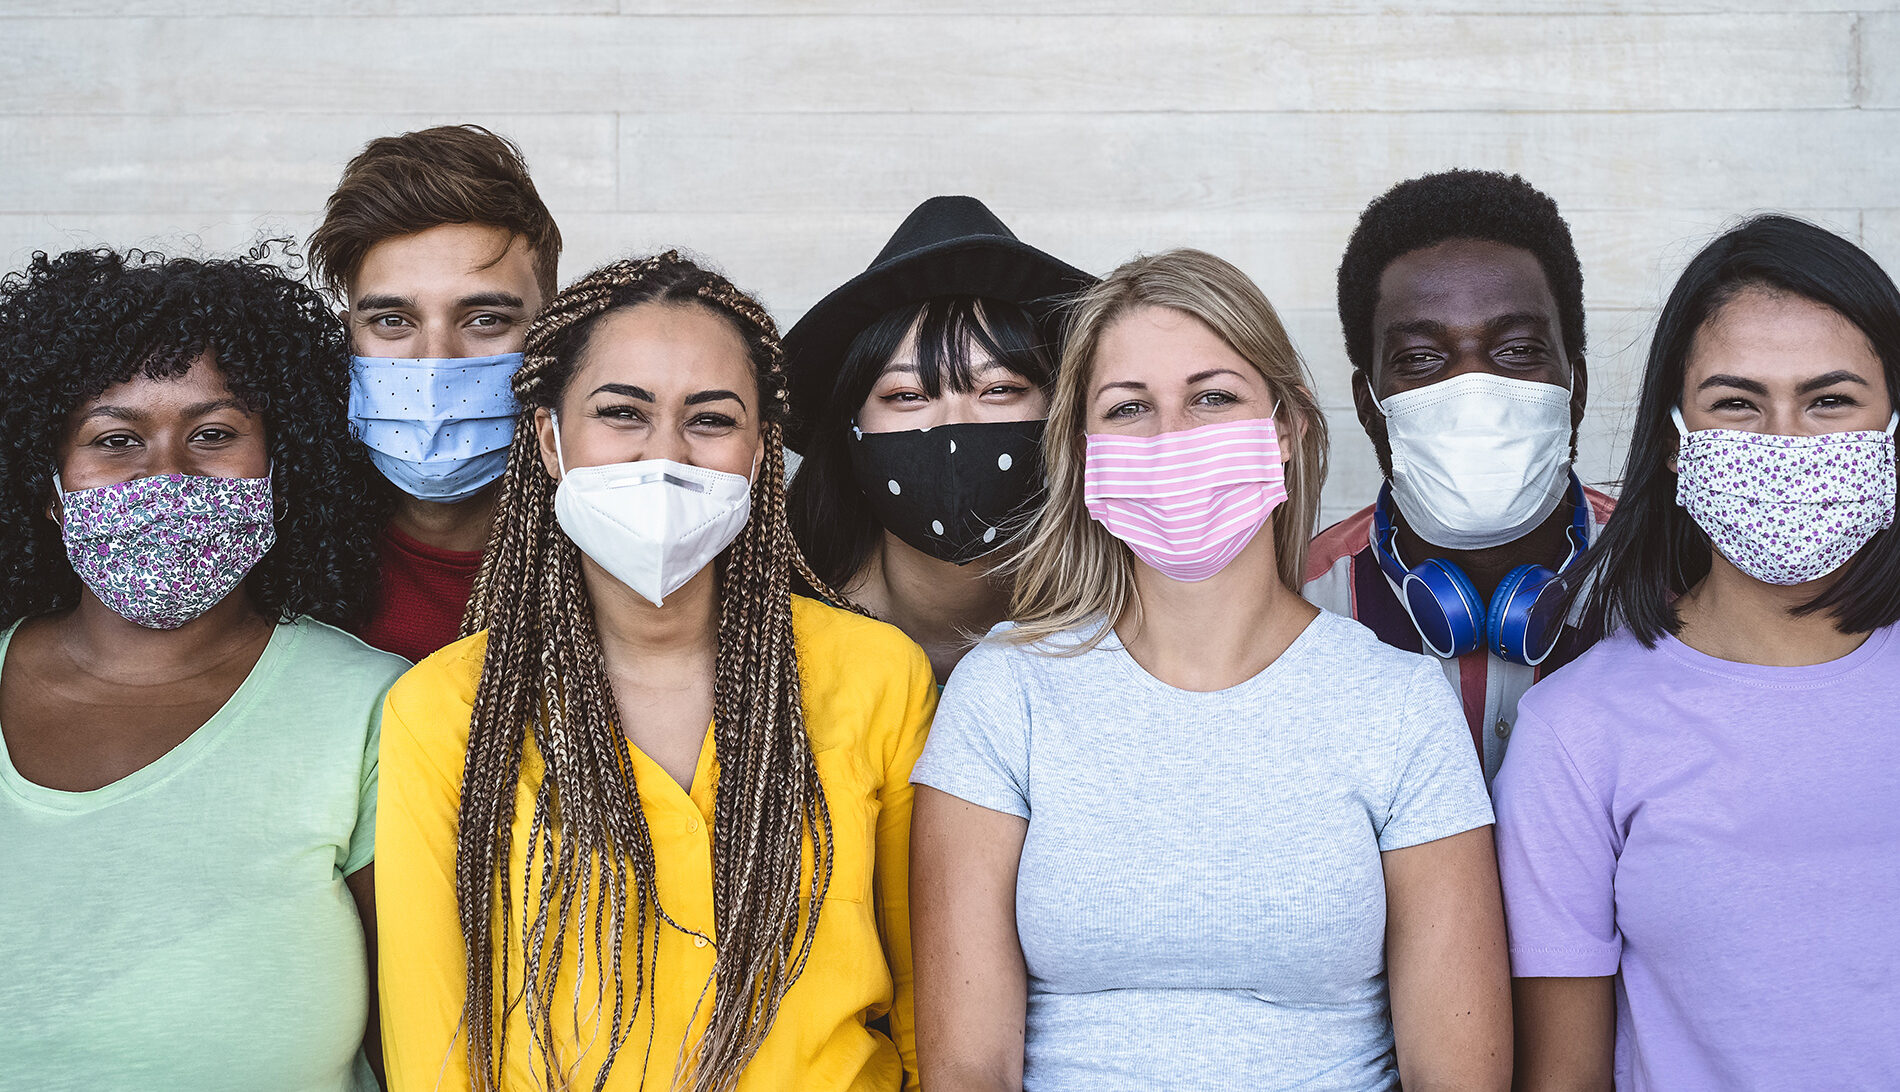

{"left": 3, "top": 1, "right": 1898, "bottom": 527}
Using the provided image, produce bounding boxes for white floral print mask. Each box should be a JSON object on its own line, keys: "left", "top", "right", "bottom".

{"left": 1673, "top": 406, "right": 1898, "bottom": 586}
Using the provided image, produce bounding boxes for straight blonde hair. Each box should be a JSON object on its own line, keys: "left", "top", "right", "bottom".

{"left": 1006, "top": 248, "right": 1328, "bottom": 649}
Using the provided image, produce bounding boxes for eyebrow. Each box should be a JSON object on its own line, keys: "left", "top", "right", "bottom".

{"left": 1796, "top": 370, "right": 1870, "bottom": 395}
{"left": 457, "top": 291, "right": 525, "bottom": 310}
{"left": 1697, "top": 373, "right": 1770, "bottom": 395}
{"left": 78, "top": 397, "right": 247, "bottom": 424}
{"left": 684, "top": 389, "right": 745, "bottom": 408}
{"left": 353, "top": 293, "right": 412, "bottom": 312}
{"left": 1382, "top": 312, "right": 1551, "bottom": 340}
{"left": 591, "top": 383, "right": 655, "bottom": 401}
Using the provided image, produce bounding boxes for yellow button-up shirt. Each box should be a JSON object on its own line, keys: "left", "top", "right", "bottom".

{"left": 377, "top": 596, "right": 935, "bottom": 1091}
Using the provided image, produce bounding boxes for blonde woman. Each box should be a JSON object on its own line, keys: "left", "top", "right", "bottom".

{"left": 376, "top": 252, "right": 935, "bottom": 1091}
{"left": 910, "top": 249, "right": 1510, "bottom": 1092}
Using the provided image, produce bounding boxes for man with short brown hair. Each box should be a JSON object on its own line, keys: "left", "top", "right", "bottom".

{"left": 309, "top": 124, "right": 561, "bottom": 661}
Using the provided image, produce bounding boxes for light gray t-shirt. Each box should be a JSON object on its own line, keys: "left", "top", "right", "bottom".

{"left": 911, "top": 610, "right": 1493, "bottom": 1092}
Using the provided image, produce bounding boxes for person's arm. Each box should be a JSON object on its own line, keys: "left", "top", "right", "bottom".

{"left": 911, "top": 786, "right": 1029, "bottom": 1092}
{"left": 1382, "top": 826, "right": 1513, "bottom": 1092}
{"left": 1513, "top": 976, "right": 1614, "bottom": 1092}
{"left": 872, "top": 644, "right": 938, "bottom": 1087}
{"left": 345, "top": 865, "right": 384, "bottom": 1087}
{"left": 375, "top": 684, "right": 474, "bottom": 1092}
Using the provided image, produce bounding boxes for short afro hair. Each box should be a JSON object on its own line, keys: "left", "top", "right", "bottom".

{"left": 1337, "top": 169, "right": 1585, "bottom": 376}
{"left": 0, "top": 245, "right": 387, "bottom": 629}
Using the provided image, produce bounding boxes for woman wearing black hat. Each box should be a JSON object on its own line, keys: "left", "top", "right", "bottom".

{"left": 785, "top": 196, "right": 1094, "bottom": 681}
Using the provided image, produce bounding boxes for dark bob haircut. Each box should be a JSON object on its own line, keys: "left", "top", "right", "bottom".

{"left": 0, "top": 246, "right": 387, "bottom": 629}
{"left": 785, "top": 295, "right": 1056, "bottom": 591}
{"left": 1577, "top": 214, "right": 1900, "bottom": 645}
{"left": 1337, "top": 169, "right": 1586, "bottom": 377}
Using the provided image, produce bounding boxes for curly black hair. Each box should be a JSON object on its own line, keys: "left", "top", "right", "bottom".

{"left": 1337, "top": 169, "right": 1586, "bottom": 376}
{"left": 0, "top": 245, "right": 387, "bottom": 629}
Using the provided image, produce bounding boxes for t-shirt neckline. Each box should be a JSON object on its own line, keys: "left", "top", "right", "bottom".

{"left": 0, "top": 618, "right": 300, "bottom": 812}
{"left": 1104, "top": 609, "right": 1331, "bottom": 699}
{"left": 1657, "top": 623, "right": 1893, "bottom": 688}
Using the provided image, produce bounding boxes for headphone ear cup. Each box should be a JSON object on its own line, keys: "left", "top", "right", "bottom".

{"left": 1400, "top": 558, "right": 1484, "bottom": 658}
{"left": 1488, "top": 563, "right": 1561, "bottom": 666}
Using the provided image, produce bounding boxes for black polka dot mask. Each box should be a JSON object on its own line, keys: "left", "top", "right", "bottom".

{"left": 846, "top": 418, "right": 1047, "bottom": 565}
{"left": 347, "top": 353, "right": 524, "bottom": 502}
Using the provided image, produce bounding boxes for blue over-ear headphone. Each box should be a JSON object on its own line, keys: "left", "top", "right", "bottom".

{"left": 1370, "top": 474, "right": 1589, "bottom": 666}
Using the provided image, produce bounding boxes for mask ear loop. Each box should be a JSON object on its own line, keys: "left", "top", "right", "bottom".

{"left": 549, "top": 409, "right": 569, "bottom": 477}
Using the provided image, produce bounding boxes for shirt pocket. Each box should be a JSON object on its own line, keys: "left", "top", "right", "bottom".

{"left": 809, "top": 743, "right": 880, "bottom": 904}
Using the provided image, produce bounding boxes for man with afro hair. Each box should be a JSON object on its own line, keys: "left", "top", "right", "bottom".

{"left": 1304, "top": 169, "right": 1615, "bottom": 785}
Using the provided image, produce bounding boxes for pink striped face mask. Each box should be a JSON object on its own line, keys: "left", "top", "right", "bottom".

{"left": 1083, "top": 414, "right": 1287, "bottom": 582}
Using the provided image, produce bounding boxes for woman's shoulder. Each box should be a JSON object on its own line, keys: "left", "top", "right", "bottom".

{"left": 380, "top": 629, "right": 489, "bottom": 743}
{"left": 277, "top": 616, "right": 412, "bottom": 694}
{"left": 791, "top": 594, "right": 929, "bottom": 678}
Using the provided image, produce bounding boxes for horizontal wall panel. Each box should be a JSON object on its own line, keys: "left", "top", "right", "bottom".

{"left": 0, "top": 14, "right": 1856, "bottom": 115}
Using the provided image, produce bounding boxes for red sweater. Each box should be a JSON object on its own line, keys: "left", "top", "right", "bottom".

{"left": 357, "top": 526, "right": 483, "bottom": 664}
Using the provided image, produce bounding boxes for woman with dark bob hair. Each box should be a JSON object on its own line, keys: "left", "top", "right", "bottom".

{"left": 783, "top": 197, "right": 1092, "bottom": 680}
{"left": 375, "top": 252, "right": 935, "bottom": 1092}
{"left": 1497, "top": 215, "right": 1900, "bottom": 1089}
{"left": 0, "top": 247, "right": 406, "bottom": 1089}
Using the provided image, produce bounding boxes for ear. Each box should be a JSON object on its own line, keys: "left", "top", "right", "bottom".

{"left": 1352, "top": 367, "right": 1392, "bottom": 478}
{"left": 1275, "top": 399, "right": 1308, "bottom": 467}
{"left": 535, "top": 407, "right": 563, "bottom": 482}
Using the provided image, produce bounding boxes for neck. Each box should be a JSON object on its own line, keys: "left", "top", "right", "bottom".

{"left": 850, "top": 533, "right": 1012, "bottom": 681}
{"left": 389, "top": 486, "right": 500, "bottom": 554}
{"left": 583, "top": 556, "right": 722, "bottom": 676}
{"left": 1674, "top": 555, "right": 1871, "bottom": 667}
{"left": 1393, "top": 490, "right": 1578, "bottom": 601}
{"left": 1116, "top": 530, "right": 1319, "bottom": 692}
{"left": 50, "top": 589, "right": 273, "bottom": 684}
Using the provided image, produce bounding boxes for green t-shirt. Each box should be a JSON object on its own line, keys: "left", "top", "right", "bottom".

{"left": 0, "top": 617, "right": 409, "bottom": 1091}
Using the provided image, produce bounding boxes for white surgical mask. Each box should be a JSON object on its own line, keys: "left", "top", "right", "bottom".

{"left": 548, "top": 413, "right": 754, "bottom": 607}
{"left": 1376, "top": 372, "right": 1574, "bottom": 550}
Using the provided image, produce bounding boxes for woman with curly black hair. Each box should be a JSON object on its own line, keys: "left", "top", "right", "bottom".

{"left": 0, "top": 247, "right": 406, "bottom": 1091}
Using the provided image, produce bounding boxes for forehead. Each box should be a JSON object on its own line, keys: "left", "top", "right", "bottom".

{"left": 1092, "top": 304, "right": 1256, "bottom": 384}
{"left": 1687, "top": 288, "right": 1883, "bottom": 385}
{"left": 573, "top": 302, "right": 758, "bottom": 392}
{"left": 1373, "top": 238, "right": 1559, "bottom": 330}
{"left": 351, "top": 222, "right": 540, "bottom": 304}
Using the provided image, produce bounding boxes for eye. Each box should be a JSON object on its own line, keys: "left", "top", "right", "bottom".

{"left": 983, "top": 383, "right": 1029, "bottom": 398}
{"left": 1811, "top": 393, "right": 1861, "bottom": 410}
{"left": 467, "top": 313, "right": 515, "bottom": 330}
{"left": 689, "top": 412, "right": 739, "bottom": 430}
{"left": 371, "top": 314, "right": 410, "bottom": 330}
{"left": 95, "top": 432, "right": 141, "bottom": 450}
{"left": 1105, "top": 400, "right": 1145, "bottom": 420}
{"left": 1709, "top": 397, "right": 1757, "bottom": 413}
{"left": 193, "top": 426, "right": 237, "bottom": 443}
{"left": 1194, "top": 389, "right": 1237, "bottom": 406}
{"left": 879, "top": 389, "right": 927, "bottom": 405}
{"left": 592, "top": 403, "right": 646, "bottom": 423}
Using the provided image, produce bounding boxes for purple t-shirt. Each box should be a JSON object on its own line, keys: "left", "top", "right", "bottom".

{"left": 1494, "top": 624, "right": 1900, "bottom": 1091}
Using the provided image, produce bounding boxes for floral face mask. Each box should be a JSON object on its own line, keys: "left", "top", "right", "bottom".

{"left": 1673, "top": 406, "right": 1898, "bottom": 586}
{"left": 55, "top": 471, "right": 278, "bottom": 629}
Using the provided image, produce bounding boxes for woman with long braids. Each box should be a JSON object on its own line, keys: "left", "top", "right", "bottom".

{"left": 377, "top": 251, "right": 936, "bottom": 1092}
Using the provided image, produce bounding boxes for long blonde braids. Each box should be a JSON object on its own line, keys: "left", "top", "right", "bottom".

{"left": 457, "top": 252, "right": 858, "bottom": 1092}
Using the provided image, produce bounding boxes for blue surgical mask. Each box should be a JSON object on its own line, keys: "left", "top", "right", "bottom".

{"left": 348, "top": 353, "right": 523, "bottom": 502}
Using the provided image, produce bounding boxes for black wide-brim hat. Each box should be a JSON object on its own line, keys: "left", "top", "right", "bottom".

{"left": 781, "top": 195, "right": 1095, "bottom": 453}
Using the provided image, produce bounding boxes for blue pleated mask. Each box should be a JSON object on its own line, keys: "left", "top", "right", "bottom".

{"left": 348, "top": 353, "right": 524, "bottom": 503}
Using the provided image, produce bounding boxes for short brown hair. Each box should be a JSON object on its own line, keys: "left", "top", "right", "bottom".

{"left": 308, "top": 124, "right": 561, "bottom": 301}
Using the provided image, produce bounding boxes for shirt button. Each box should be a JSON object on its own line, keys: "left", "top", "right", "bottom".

{"left": 686, "top": 817, "right": 700, "bottom": 832}
{"left": 694, "top": 936, "right": 708, "bottom": 948}
{"left": 1496, "top": 718, "right": 1512, "bottom": 739}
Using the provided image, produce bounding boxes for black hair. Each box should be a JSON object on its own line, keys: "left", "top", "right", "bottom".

{"left": 1337, "top": 169, "right": 1586, "bottom": 377}
{"left": 1575, "top": 214, "right": 1900, "bottom": 645}
{"left": 0, "top": 245, "right": 387, "bottom": 629}
{"left": 785, "top": 295, "right": 1055, "bottom": 590}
